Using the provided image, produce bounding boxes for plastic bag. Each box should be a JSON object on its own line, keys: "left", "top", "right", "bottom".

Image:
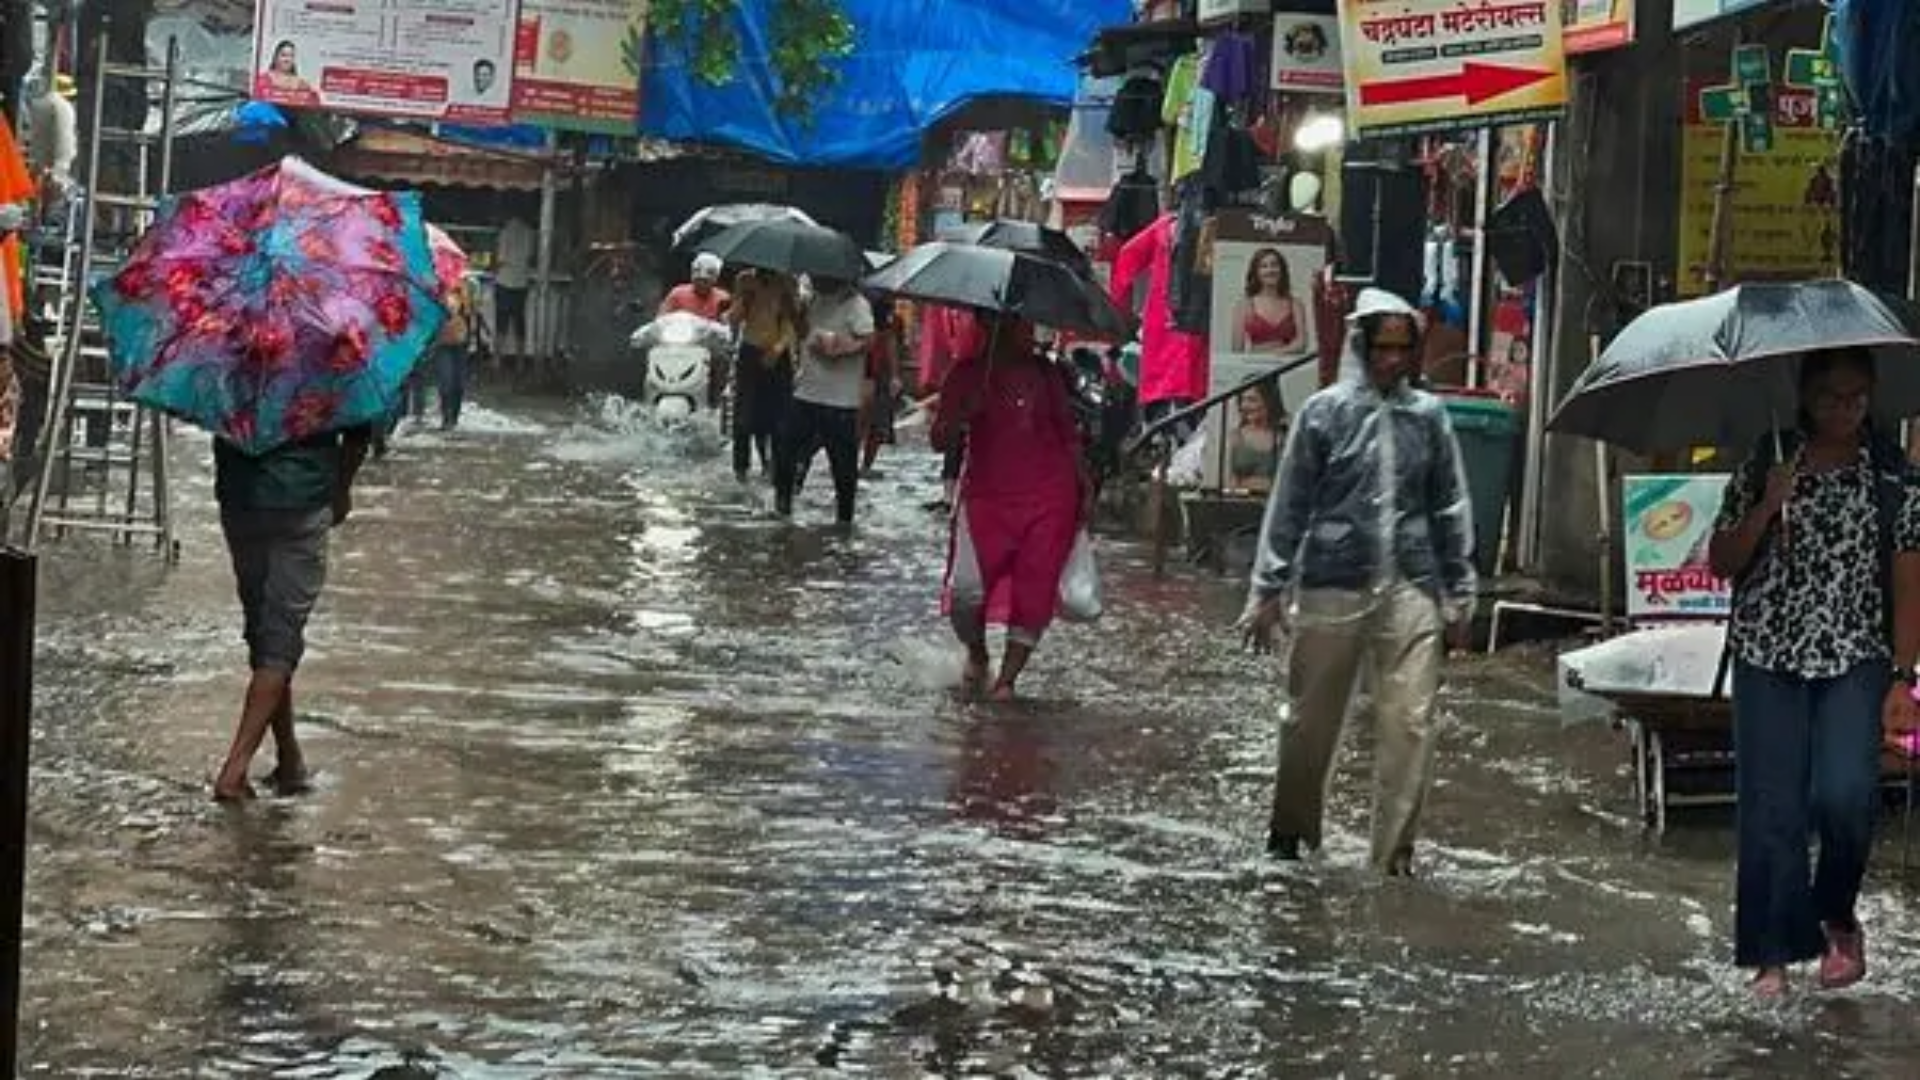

{"left": 948, "top": 504, "right": 985, "bottom": 605}
{"left": 1057, "top": 530, "right": 1103, "bottom": 622}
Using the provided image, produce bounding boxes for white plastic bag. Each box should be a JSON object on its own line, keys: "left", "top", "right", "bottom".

{"left": 948, "top": 504, "right": 985, "bottom": 605}
{"left": 1057, "top": 530, "right": 1103, "bottom": 622}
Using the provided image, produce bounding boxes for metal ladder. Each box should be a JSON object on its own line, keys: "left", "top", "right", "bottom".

{"left": 21, "top": 31, "right": 181, "bottom": 558}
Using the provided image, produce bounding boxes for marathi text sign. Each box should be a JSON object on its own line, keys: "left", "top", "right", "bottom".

{"left": 1564, "top": 0, "right": 1634, "bottom": 54}
{"left": 1624, "top": 474, "right": 1732, "bottom": 619}
{"left": 1675, "top": 82, "right": 1840, "bottom": 296}
{"left": 1336, "top": 0, "right": 1569, "bottom": 137}
{"left": 512, "top": 0, "right": 647, "bottom": 133}
{"left": 252, "top": 0, "right": 517, "bottom": 125}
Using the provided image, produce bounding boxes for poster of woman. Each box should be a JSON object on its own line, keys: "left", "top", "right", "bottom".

{"left": 1202, "top": 209, "right": 1331, "bottom": 490}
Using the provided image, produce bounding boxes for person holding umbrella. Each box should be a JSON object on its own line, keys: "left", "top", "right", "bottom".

{"left": 776, "top": 275, "right": 874, "bottom": 524}
{"left": 90, "top": 158, "right": 450, "bottom": 800}
{"left": 931, "top": 316, "right": 1092, "bottom": 700}
{"left": 1239, "top": 288, "right": 1476, "bottom": 876}
{"left": 1707, "top": 347, "right": 1920, "bottom": 997}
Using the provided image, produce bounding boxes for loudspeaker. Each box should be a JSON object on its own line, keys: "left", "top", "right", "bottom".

{"left": 1486, "top": 186, "right": 1559, "bottom": 286}
{"left": 1336, "top": 161, "right": 1423, "bottom": 301}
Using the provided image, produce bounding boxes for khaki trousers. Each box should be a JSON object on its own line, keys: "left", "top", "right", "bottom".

{"left": 1269, "top": 581, "right": 1444, "bottom": 871}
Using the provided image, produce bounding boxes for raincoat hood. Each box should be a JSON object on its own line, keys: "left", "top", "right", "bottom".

{"left": 1338, "top": 287, "right": 1423, "bottom": 385}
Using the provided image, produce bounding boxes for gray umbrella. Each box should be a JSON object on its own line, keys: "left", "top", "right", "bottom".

{"left": 861, "top": 241, "right": 1133, "bottom": 338}
{"left": 697, "top": 218, "right": 867, "bottom": 282}
{"left": 1546, "top": 279, "right": 1920, "bottom": 454}
{"left": 672, "top": 203, "right": 817, "bottom": 254}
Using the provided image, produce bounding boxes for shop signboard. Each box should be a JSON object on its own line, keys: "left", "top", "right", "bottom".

{"left": 1563, "top": 0, "right": 1635, "bottom": 54}
{"left": 251, "top": 0, "right": 518, "bottom": 125}
{"left": 1203, "top": 209, "right": 1332, "bottom": 492}
{"left": 1623, "top": 473, "right": 1732, "bottom": 620}
{"left": 1676, "top": 79, "right": 1840, "bottom": 296}
{"left": 512, "top": 0, "right": 649, "bottom": 132}
{"left": 1335, "top": 0, "right": 1569, "bottom": 137}
{"left": 1673, "top": 0, "right": 1774, "bottom": 32}
{"left": 1272, "top": 12, "right": 1344, "bottom": 94}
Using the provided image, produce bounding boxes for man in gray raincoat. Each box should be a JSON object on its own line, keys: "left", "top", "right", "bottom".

{"left": 1240, "top": 287, "right": 1477, "bottom": 876}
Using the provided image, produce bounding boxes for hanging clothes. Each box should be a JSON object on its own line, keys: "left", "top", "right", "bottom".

{"left": 1162, "top": 54, "right": 1210, "bottom": 184}
{"left": 1110, "top": 213, "right": 1208, "bottom": 407}
{"left": 1200, "top": 31, "right": 1258, "bottom": 103}
{"left": 1106, "top": 74, "right": 1166, "bottom": 140}
{"left": 1099, "top": 166, "right": 1161, "bottom": 243}
{"left": 1169, "top": 181, "right": 1213, "bottom": 334}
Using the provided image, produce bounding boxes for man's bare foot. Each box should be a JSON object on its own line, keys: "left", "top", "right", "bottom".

{"left": 212, "top": 777, "right": 257, "bottom": 803}
{"left": 269, "top": 762, "right": 313, "bottom": 796}
{"left": 988, "top": 681, "right": 1017, "bottom": 704}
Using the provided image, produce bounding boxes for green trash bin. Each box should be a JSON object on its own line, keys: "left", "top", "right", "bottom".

{"left": 1439, "top": 392, "right": 1520, "bottom": 577}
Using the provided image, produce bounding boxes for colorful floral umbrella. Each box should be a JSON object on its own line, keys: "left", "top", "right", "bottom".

{"left": 92, "top": 156, "right": 447, "bottom": 455}
{"left": 426, "top": 224, "right": 468, "bottom": 292}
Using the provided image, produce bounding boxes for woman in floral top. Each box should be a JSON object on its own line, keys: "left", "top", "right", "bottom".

{"left": 1708, "top": 347, "right": 1920, "bottom": 997}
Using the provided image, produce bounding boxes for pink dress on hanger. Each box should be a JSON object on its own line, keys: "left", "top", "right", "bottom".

{"left": 1109, "top": 213, "right": 1208, "bottom": 407}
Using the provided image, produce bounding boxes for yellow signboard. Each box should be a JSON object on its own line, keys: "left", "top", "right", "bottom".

{"left": 1336, "top": 0, "right": 1569, "bottom": 136}
{"left": 1675, "top": 84, "right": 1841, "bottom": 297}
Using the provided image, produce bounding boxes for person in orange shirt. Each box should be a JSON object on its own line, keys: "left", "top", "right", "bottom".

{"left": 659, "top": 253, "right": 732, "bottom": 322}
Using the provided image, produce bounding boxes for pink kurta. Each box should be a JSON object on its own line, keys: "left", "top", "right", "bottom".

{"left": 934, "top": 354, "right": 1082, "bottom": 641}
{"left": 1109, "top": 214, "right": 1208, "bottom": 406}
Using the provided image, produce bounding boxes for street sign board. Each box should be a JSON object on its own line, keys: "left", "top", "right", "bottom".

{"left": 1336, "top": 0, "right": 1569, "bottom": 137}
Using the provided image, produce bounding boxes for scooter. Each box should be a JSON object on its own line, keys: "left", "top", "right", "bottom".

{"left": 628, "top": 310, "right": 731, "bottom": 424}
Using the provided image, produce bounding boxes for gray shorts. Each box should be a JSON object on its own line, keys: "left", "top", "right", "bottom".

{"left": 221, "top": 507, "right": 332, "bottom": 673}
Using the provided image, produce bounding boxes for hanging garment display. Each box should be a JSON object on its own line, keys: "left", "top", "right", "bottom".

{"left": 1200, "top": 114, "right": 1263, "bottom": 199}
{"left": 1098, "top": 166, "right": 1162, "bottom": 242}
{"left": 1106, "top": 74, "right": 1167, "bottom": 140}
{"left": 1200, "top": 31, "right": 1258, "bottom": 104}
{"left": 1110, "top": 213, "right": 1209, "bottom": 407}
{"left": 1162, "top": 54, "right": 1211, "bottom": 183}
{"left": 1168, "top": 181, "right": 1214, "bottom": 334}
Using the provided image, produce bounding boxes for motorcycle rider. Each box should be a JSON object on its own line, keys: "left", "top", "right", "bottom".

{"left": 661, "top": 253, "right": 732, "bottom": 322}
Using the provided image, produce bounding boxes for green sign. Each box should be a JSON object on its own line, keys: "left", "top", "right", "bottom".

{"left": 1733, "top": 43, "right": 1770, "bottom": 86}
{"left": 1700, "top": 85, "right": 1740, "bottom": 124}
{"left": 1783, "top": 15, "right": 1845, "bottom": 131}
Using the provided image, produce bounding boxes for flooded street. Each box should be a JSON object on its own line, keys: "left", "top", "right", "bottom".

{"left": 17, "top": 395, "right": 1920, "bottom": 1077}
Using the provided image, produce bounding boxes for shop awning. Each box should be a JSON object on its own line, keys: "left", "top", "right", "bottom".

{"left": 323, "top": 127, "right": 559, "bottom": 191}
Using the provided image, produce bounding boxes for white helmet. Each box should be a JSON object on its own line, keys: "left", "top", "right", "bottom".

{"left": 691, "top": 253, "right": 723, "bottom": 280}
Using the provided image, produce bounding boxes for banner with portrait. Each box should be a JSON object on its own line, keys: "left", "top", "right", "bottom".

{"left": 1203, "top": 209, "right": 1333, "bottom": 492}
{"left": 251, "top": 0, "right": 518, "bottom": 125}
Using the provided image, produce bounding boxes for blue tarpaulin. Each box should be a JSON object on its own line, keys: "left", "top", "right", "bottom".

{"left": 1834, "top": 0, "right": 1920, "bottom": 143}
{"left": 639, "top": 0, "right": 1129, "bottom": 169}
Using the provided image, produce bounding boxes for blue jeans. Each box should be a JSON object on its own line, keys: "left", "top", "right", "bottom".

{"left": 1732, "top": 658, "right": 1885, "bottom": 968}
{"left": 434, "top": 345, "right": 467, "bottom": 428}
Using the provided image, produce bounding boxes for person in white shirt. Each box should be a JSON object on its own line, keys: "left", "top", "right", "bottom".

{"left": 26, "top": 75, "right": 76, "bottom": 215}
{"left": 774, "top": 278, "right": 873, "bottom": 524}
{"left": 494, "top": 215, "right": 535, "bottom": 369}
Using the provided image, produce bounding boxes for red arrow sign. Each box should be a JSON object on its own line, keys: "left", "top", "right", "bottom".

{"left": 1359, "top": 62, "right": 1553, "bottom": 108}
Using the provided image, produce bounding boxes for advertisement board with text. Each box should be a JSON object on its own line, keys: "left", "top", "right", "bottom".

{"left": 512, "top": 0, "right": 648, "bottom": 132}
{"left": 252, "top": 0, "right": 518, "bottom": 125}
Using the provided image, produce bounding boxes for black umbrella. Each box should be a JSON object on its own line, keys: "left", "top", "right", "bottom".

{"left": 671, "top": 203, "right": 816, "bottom": 253}
{"left": 946, "top": 220, "right": 1093, "bottom": 274}
{"left": 1547, "top": 279, "right": 1920, "bottom": 454}
{"left": 861, "top": 241, "right": 1133, "bottom": 338}
{"left": 698, "top": 218, "right": 868, "bottom": 282}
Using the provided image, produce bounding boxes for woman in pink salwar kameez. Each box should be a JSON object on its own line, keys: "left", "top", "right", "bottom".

{"left": 932, "top": 321, "right": 1091, "bottom": 701}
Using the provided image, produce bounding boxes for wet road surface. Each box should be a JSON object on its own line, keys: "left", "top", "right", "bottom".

{"left": 19, "top": 396, "right": 1920, "bottom": 1077}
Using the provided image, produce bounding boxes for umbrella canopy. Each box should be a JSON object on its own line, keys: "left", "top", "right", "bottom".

{"left": 93, "top": 156, "right": 447, "bottom": 455}
{"left": 698, "top": 218, "right": 868, "bottom": 282}
{"left": 426, "top": 224, "right": 468, "bottom": 292}
{"left": 672, "top": 203, "right": 817, "bottom": 253}
{"left": 862, "top": 241, "right": 1133, "bottom": 338}
{"left": 946, "top": 219, "right": 1092, "bottom": 274}
{"left": 1547, "top": 279, "right": 1920, "bottom": 454}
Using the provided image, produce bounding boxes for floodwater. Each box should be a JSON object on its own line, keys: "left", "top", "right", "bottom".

{"left": 18, "top": 395, "right": 1920, "bottom": 1077}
